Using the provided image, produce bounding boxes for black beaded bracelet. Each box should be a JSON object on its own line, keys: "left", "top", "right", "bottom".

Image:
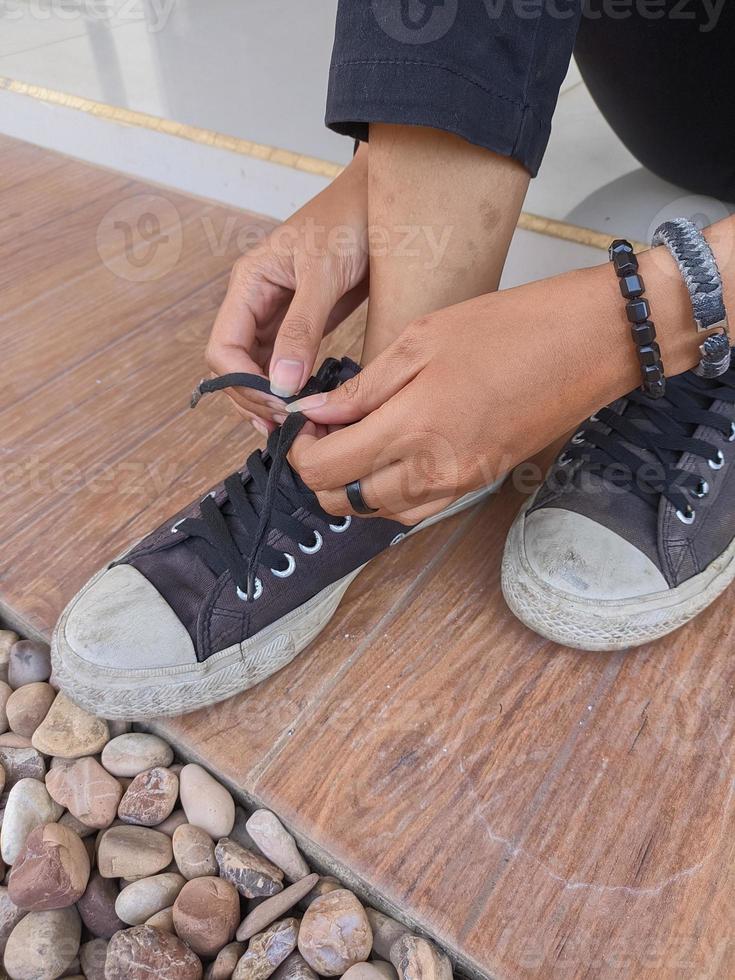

{"left": 609, "top": 239, "right": 666, "bottom": 399}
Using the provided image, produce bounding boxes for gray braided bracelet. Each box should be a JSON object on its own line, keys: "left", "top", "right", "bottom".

{"left": 652, "top": 218, "right": 731, "bottom": 379}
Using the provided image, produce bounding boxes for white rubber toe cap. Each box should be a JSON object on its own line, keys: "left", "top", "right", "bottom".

{"left": 523, "top": 508, "right": 669, "bottom": 601}
{"left": 64, "top": 564, "right": 197, "bottom": 670}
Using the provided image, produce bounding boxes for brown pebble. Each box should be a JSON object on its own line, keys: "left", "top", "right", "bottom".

{"left": 366, "top": 909, "right": 410, "bottom": 961}
{"left": 101, "top": 733, "right": 174, "bottom": 777}
{"left": 156, "top": 809, "right": 188, "bottom": 837}
{"left": 0, "top": 744, "right": 46, "bottom": 788}
{"left": 80, "top": 937, "right": 108, "bottom": 980}
{"left": 118, "top": 767, "right": 179, "bottom": 826}
{"left": 115, "top": 872, "right": 186, "bottom": 926}
{"left": 205, "top": 942, "right": 246, "bottom": 980}
{"left": 389, "top": 935, "right": 453, "bottom": 980}
{"left": 173, "top": 876, "right": 241, "bottom": 958}
{"left": 299, "top": 875, "right": 342, "bottom": 911}
{"left": 0, "top": 681, "right": 12, "bottom": 735}
{"left": 8, "top": 823, "right": 90, "bottom": 911}
{"left": 216, "top": 838, "right": 284, "bottom": 898}
{"left": 245, "top": 811, "right": 310, "bottom": 882}
{"left": 32, "top": 692, "right": 109, "bottom": 758}
{"left": 146, "top": 905, "right": 175, "bottom": 932}
{"left": 97, "top": 825, "right": 172, "bottom": 879}
{"left": 0, "top": 885, "right": 25, "bottom": 955}
{"left": 59, "top": 810, "right": 97, "bottom": 839}
{"left": 179, "top": 764, "right": 235, "bottom": 839}
{"left": 8, "top": 639, "right": 52, "bottom": 688}
{"left": 46, "top": 756, "right": 123, "bottom": 829}
{"left": 105, "top": 924, "right": 203, "bottom": 980}
{"left": 270, "top": 952, "right": 319, "bottom": 980}
{"left": 173, "top": 824, "right": 218, "bottom": 879}
{"left": 237, "top": 873, "right": 318, "bottom": 941}
{"left": 343, "top": 964, "right": 398, "bottom": 980}
{"left": 6, "top": 683, "right": 56, "bottom": 738}
{"left": 0, "top": 631, "right": 18, "bottom": 685}
{"left": 77, "top": 870, "right": 125, "bottom": 938}
{"left": 298, "top": 890, "right": 372, "bottom": 976}
{"left": 233, "top": 918, "right": 299, "bottom": 980}
{"left": 4, "top": 906, "right": 81, "bottom": 980}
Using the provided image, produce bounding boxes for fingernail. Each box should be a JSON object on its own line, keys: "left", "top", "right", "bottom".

{"left": 251, "top": 418, "right": 268, "bottom": 437}
{"left": 272, "top": 412, "right": 288, "bottom": 425}
{"left": 270, "top": 359, "right": 304, "bottom": 397}
{"left": 286, "top": 393, "right": 327, "bottom": 414}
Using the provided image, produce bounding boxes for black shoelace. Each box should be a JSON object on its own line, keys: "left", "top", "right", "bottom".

{"left": 180, "top": 358, "right": 351, "bottom": 601}
{"left": 565, "top": 361, "right": 735, "bottom": 520}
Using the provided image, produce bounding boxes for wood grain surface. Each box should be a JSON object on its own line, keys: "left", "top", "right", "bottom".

{"left": 2, "top": 134, "right": 733, "bottom": 979}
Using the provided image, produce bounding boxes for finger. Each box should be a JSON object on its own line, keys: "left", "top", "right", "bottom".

{"left": 269, "top": 270, "right": 346, "bottom": 397}
{"left": 313, "top": 457, "right": 453, "bottom": 519}
{"left": 285, "top": 332, "right": 426, "bottom": 425}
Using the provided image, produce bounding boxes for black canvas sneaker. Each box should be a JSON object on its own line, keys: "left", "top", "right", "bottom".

{"left": 53, "top": 358, "right": 499, "bottom": 720}
{"left": 502, "top": 356, "right": 735, "bottom": 650}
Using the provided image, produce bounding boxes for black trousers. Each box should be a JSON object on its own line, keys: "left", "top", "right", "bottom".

{"left": 327, "top": 0, "right": 734, "bottom": 201}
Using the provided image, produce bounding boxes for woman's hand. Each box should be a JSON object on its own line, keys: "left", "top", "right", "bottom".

{"left": 206, "top": 146, "right": 369, "bottom": 434}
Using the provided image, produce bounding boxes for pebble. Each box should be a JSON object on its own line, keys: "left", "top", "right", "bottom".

{"left": 216, "top": 838, "right": 284, "bottom": 898}
{"left": 343, "top": 964, "right": 398, "bottom": 980}
{"left": 245, "top": 811, "right": 310, "bottom": 883}
{"left": 101, "top": 733, "right": 174, "bottom": 778}
{"left": 77, "top": 870, "right": 126, "bottom": 938}
{"left": 105, "top": 924, "right": 203, "bottom": 980}
{"left": 156, "top": 808, "right": 188, "bottom": 837}
{"left": 115, "top": 872, "right": 186, "bottom": 925}
{"left": 233, "top": 918, "right": 299, "bottom": 980}
{"left": 0, "top": 886, "right": 25, "bottom": 955}
{"left": 389, "top": 936, "right": 453, "bottom": 980}
{"left": 298, "top": 890, "right": 372, "bottom": 976}
{"left": 8, "top": 823, "right": 90, "bottom": 910}
{"left": 32, "top": 692, "right": 109, "bottom": 758}
{"left": 6, "top": 683, "right": 56, "bottom": 738}
{"left": 97, "top": 826, "right": 173, "bottom": 879}
{"left": 1, "top": 778, "right": 63, "bottom": 864}
{"left": 180, "top": 764, "right": 236, "bottom": 839}
{"left": 80, "top": 938, "right": 108, "bottom": 980}
{"left": 271, "top": 953, "right": 319, "bottom": 980}
{"left": 0, "top": 745, "right": 46, "bottom": 788}
{"left": 60, "top": 810, "right": 97, "bottom": 838}
{"left": 4, "top": 906, "right": 81, "bottom": 980}
{"left": 237, "top": 873, "right": 319, "bottom": 941}
{"left": 0, "top": 631, "right": 18, "bottom": 684}
{"left": 8, "top": 639, "right": 51, "bottom": 688}
{"left": 118, "top": 767, "right": 179, "bottom": 826}
{"left": 173, "top": 876, "right": 241, "bottom": 958}
{"left": 366, "top": 910, "right": 410, "bottom": 961}
{"left": 173, "top": 823, "right": 218, "bottom": 879}
{"left": 205, "top": 941, "right": 246, "bottom": 980}
{"left": 0, "top": 681, "right": 12, "bottom": 734}
{"left": 146, "top": 905, "right": 175, "bottom": 932}
{"left": 230, "top": 806, "right": 261, "bottom": 852}
{"left": 46, "top": 755, "right": 123, "bottom": 829}
{"left": 299, "top": 876, "right": 342, "bottom": 911}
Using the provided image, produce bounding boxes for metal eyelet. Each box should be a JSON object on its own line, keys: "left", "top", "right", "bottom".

{"left": 271, "top": 553, "right": 296, "bottom": 578}
{"left": 676, "top": 506, "right": 696, "bottom": 525}
{"left": 299, "top": 531, "right": 323, "bottom": 555}
{"left": 708, "top": 450, "right": 725, "bottom": 470}
{"left": 571, "top": 431, "right": 586, "bottom": 446}
{"left": 727, "top": 422, "right": 735, "bottom": 442}
{"left": 558, "top": 452, "right": 573, "bottom": 467}
{"left": 236, "top": 579, "right": 263, "bottom": 601}
{"left": 170, "top": 518, "right": 185, "bottom": 534}
{"left": 329, "top": 516, "right": 352, "bottom": 533}
{"left": 390, "top": 533, "right": 406, "bottom": 547}
{"left": 692, "top": 479, "right": 710, "bottom": 499}
{"left": 589, "top": 414, "right": 599, "bottom": 423}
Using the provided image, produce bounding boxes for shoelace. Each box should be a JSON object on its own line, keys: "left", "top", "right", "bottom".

{"left": 565, "top": 361, "right": 735, "bottom": 522}
{"left": 180, "top": 357, "right": 352, "bottom": 601}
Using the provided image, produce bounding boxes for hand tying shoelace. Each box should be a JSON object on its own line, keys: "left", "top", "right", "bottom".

{"left": 182, "top": 357, "right": 358, "bottom": 601}
{"left": 565, "top": 355, "right": 735, "bottom": 521}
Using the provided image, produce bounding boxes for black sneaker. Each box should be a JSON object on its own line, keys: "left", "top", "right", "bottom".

{"left": 502, "top": 357, "right": 735, "bottom": 650}
{"left": 53, "top": 358, "right": 500, "bottom": 719}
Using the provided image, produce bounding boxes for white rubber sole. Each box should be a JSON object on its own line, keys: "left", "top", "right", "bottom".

{"left": 52, "top": 482, "right": 501, "bottom": 720}
{"left": 501, "top": 495, "right": 735, "bottom": 652}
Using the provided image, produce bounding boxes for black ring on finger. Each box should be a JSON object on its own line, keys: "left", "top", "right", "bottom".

{"left": 345, "top": 479, "right": 379, "bottom": 515}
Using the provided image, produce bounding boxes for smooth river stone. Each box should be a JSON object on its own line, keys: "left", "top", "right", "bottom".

{"left": 156, "top": 809, "right": 188, "bottom": 837}
{"left": 233, "top": 918, "right": 299, "bottom": 980}
{"left": 1, "top": 778, "right": 63, "bottom": 865}
{"left": 146, "top": 905, "right": 175, "bottom": 932}
{"left": 343, "top": 964, "right": 398, "bottom": 980}
{"left": 0, "top": 885, "right": 25, "bottom": 955}
{"left": 173, "top": 876, "right": 240, "bottom": 959}
{"left": 0, "top": 745, "right": 46, "bottom": 789}
{"left": 299, "top": 876, "right": 342, "bottom": 911}
{"left": 173, "top": 823, "right": 218, "bottom": 879}
{"left": 0, "top": 681, "right": 12, "bottom": 734}
{"left": 179, "top": 764, "right": 235, "bottom": 839}
{"left": 115, "top": 872, "right": 186, "bottom": 925}
{"left": 0, "top": 631, "right": 18, "bottom": 685}
{"left": 6, "top": 683, "right": 56, "bottom": 738}
{"left": 105, "top": 924, "right": 203, "bottom": 980}
{"left": 365, "top": 910, "right": 410, "bottom": 961}
{"left": 101, "top": 733, "right": 174, "bottom": 777}
{"left": 118, "top": 767, "right": 179, "bottom": 826}
{"left": 205, "top": 942, "right": 246, "bottom": 980}
{"left": 97, "top": 825, "right": 172, "bottom": 879}
{"left": 389, "top": 936, "right": 453, "bottom": 980}
{"left": 8, "top": 639, "right": 52, "bottom": 688}
{"left": 245, "top": 811, "right": 310, "bottom": 883}
{"left": 77, "top": 870, "right": 125, "bottom": 938}
{"left": 46, "top": 756, "right": 123, "bottom": 829}
{"left": 80, "top": 937, "right": 108, "bottom": 980}
{"left": 32, "top": 692, "right": 109, "bottom": 758}
{"left": 216, "top": 838, "right": 284, "bottom": 898}
{"left": 8, "top": 823, "right": 90, "bottom": 910}
{"left": 298, "top": 890, "right": 372, "bottom": 976}
{"left": 271, "top": 953, "right": 319, "bottom": 980}
{"left": 237, "top": 873, "right": 318, "bottom": 941}
{"left": 59, "top": 811, "right": 97, "bottom": 838}
{"left": 4, "top": 906, "right": 81, "bottom": 980}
